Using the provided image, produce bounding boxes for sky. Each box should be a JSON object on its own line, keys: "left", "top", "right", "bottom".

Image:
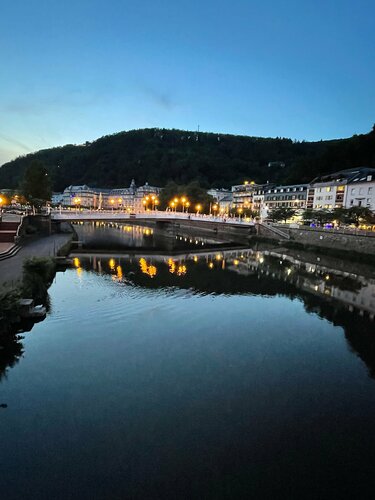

{"left": 1, "top": 0, "right": 374, "bottom": 165}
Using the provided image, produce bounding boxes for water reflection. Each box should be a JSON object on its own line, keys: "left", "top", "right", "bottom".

{"left": 66, "top": 249, "right": 375, "bottom": 378}
{"left": 1, "top": 243, "right": 375, "bottom": 498}
{"left": 72, "top": 221, "right": 240, "bottom": 251}
{"left": 71, "top": 249, "right": 375, "bottom": 319}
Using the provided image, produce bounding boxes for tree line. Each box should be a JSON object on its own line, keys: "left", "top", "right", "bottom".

{"left": 0, "top": 126, "right": 374, "bottom": 192}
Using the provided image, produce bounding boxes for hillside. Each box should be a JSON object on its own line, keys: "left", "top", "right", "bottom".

{"left": 0, "top": 126, "right": 374, "bottom": 191}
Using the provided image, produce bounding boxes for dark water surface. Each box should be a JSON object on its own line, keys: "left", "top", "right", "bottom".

{"left": 1, "top": 228, "right": 375, "bottom": 499}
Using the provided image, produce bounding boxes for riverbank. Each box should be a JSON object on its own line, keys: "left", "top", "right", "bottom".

{"left": 0, "top": 232, "right": 73, "bottom": 290}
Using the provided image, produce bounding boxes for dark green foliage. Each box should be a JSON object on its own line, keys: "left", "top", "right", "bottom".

{"left": 159, "top": 180, "right": 214, "bottom": 211}
{"left": 302, "top": 207, "right": 375, "bottom": 226}
{"left": 1, "top": 127, "right": 374, "bottom": 191}
{"left": 22, "top": 257, "right": 56, "bottom": 305}
{"left": 0, "top": 289, "right": 21, "bottom": 336}
{"left": 21, "top": 160, "right": 52, "bottom": 205}
{"left": 302, "top": 209, "right": 333, "bottom": 225}
{"left": 269, "top": 207, "right": 297, "bottom": 222}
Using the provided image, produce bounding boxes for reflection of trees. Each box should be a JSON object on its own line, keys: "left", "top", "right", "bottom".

{"left": 0, "top": 335, "right": 23, "bottom": 381}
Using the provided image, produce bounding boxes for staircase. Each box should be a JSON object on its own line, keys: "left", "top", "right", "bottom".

{"left": 258, "top": 223, "right": 291, "bottom": 240}
{"left": 0, "top": 221, "right": 19, "bottom": 242}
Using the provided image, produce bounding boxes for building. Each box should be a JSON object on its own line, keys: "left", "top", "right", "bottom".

{"left": 263, "top": 184, "right": 308, "bottom": 213}
{"left": 344, "top": 168, "right": 375, "bottom": 211}
{"left": 217, "top": 193, "right": 233, "bottom": 213}
{"left": 231, "top": 182, "right": 259, "bottom": 209}
{"left": 207, "top": 188, "right": 232, "bottom": 203}
{"left": 51, "top": 192, "right": 64, "bottom": 205}
{"left": 307, "top": 167, "right": 375, "bottom": 211}
{"left": 60, "top": 180, "right": 161, "bottom": 210}
{"left": 109, "top": 181, "right": 161, "bottom": 211}
{"left": 252, "top": 184, "right": 275, "bottom": 217}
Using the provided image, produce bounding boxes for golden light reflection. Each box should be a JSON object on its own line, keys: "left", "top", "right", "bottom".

{"left": 73, "top": 257, "right": 80, "bottom": 268}
{"left": 177, "top": 265, "right": 187, "bottom": 276}
{"left": 116, "top": 265, "right": 123, "bottom": 279}
{"left": 109, "top": 258, "right": 116, "bottom": 270}
{"left": 193, "top": 256, "right": 198, "bottom": 263}
{"left": 139, "top": 258, "right": 157, "bottom": 278}
{"left": 168, "top": 258, "right": 176, "bottom": 274}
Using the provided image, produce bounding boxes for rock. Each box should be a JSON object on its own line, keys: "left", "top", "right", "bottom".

{"left": 0, "top": 403, "right": 8, "bottom": 409}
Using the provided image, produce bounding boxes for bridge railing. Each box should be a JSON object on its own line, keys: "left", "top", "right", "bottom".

{"left": 51, "top": 209, "right": 255, "bottom": 226}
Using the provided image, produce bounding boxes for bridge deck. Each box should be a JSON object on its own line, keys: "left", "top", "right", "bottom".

{"left": 51, "top": 210, "right": 255, "bottom": 227}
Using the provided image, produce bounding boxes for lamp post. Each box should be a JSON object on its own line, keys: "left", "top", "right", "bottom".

{"left": 73, "top": 197, "right": 81, "bottom": 214}
{"left": 110, "top": 198, "right": 115, "bottom": 213}
{"left": 195, "top": 204, "right": 201, "bottom": 215}
{"left": 237, "top": 207, "right": 243, "bottom": 221}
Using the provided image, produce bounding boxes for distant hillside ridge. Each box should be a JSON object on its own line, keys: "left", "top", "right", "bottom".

{"left": 0, "top": 126, "right": 374, "bottom": 191}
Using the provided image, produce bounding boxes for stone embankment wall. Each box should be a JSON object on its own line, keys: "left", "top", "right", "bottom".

{"left": 257, "top": 224, "right": 375, "bottom": 255}
{"left": 157, "top": 219, "right": 256, "bottom": 244}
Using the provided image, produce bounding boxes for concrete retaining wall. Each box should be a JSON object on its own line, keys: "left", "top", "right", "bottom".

{"left": 257, "top": 224, "right": 375, "bottom": 255}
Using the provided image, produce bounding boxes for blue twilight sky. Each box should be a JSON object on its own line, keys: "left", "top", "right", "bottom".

{"left": 1, "top": 0, "right": 374, "bottom": 166}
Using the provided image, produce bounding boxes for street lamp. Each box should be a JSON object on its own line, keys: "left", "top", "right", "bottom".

{"left": 237, "top": 207, "right": 243, "bottom": 221}
{"left": 110, "top": 198, "right": 115, "bottom": 213}
{"left": 73, "top": 197, "right": 81, "bottom": 214}
{"left": 195, "top": 204, "right": 201, "bottom": 215}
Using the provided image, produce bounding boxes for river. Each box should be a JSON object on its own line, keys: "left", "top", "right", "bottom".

{"left": 1, "top": 224, "right": 375, "bottom": 499}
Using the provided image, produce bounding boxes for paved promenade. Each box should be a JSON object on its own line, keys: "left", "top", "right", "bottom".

{"left": 0, "top": 233, "right": 72, "bottom": 290}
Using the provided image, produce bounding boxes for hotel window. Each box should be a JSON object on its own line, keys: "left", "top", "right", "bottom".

{"left": 368, "top": 187, "right": 373, "bottom": 194}
{"left": 326, "top": 187, "right": 331, "bottom": 192}
{"left": 359, "top": 188, "right": 364, "bottom": 195}
{"left": 351, "top": 188, "right": 355, "bottom": 194}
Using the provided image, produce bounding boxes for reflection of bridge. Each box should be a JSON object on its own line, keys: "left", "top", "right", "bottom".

{"left": 51, "top": 210, "right": 256, "bottom": 229}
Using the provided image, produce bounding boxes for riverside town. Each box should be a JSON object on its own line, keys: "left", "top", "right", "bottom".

{"left": 2, "top": 1, "right": 375, "bottom": 496}
{"left": 1, "top": 134, "right": 375, "bottom": 499}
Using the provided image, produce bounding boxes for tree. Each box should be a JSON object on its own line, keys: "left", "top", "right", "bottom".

{"left": 343, "top": 206, "right": 375, "bottom": 227}
{"left": 310, "top": 209, "right": 334, "bottom": 225}
{"left": 21, "top": 160, "right": 51, "bottom": 208}
{"left": 159, "top": 180, "right": 213, "bottom": 212}
{"left": 269, "top": 207, "right": 297, "bottom": 223}
{"left": 302, "top": 209, "right": 315, "bottom": 224}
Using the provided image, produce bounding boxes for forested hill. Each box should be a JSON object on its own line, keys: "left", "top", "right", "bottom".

{"left": 1, "top": 126, "right": 374, "bottom": 191}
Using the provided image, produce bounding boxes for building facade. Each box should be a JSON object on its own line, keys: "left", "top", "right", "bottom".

{"left": 263, "top": 184, "right": 308, "bottom": 212}
{"left": 344, "top": 170, "right": 375, "bottom": 211}
{"left": 60, "top": 180, "right": 161, "bottom": 210}
{"left": 307, "top": 168, "right": 375, "bottom": 211}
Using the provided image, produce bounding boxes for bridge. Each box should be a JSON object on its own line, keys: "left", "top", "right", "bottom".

{"left": 51, "top": 209, "right": 256, "bottom": 228}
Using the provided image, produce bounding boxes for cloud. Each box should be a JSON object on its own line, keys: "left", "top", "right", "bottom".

{"left": 137, "top": 83, "right": 175, "bottom": 110}
{"left": 0, "top": 133, "right": 31, "bottom": 152}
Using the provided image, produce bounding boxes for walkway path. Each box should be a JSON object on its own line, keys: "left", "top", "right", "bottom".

{"left": 0, "top": 233, "right": 72, "bottom": 290}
